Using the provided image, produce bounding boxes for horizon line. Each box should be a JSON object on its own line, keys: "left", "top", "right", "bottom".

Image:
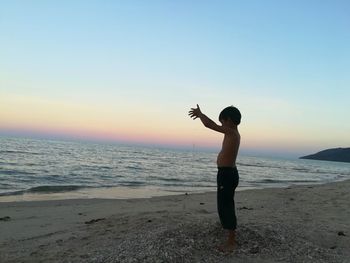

{"left": 0, "top": 129, "right": 313, "bottom": 158}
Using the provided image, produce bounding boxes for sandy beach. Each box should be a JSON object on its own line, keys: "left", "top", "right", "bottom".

{"left": 0, "top": 180, "right": 349, "bottom": 263}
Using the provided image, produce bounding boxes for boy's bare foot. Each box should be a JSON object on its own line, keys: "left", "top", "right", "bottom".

{"left": 217, "top": 230, "right": 236, "bottom": 253}
{"left": 217, "top": 241, "right": 236, "bottom": 253}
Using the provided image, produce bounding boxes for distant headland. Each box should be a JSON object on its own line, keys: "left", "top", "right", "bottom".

{"left": 300, "top": 148, "right": 350, "bottom": 163}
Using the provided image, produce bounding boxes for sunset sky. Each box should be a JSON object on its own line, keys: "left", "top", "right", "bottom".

{"left": 1, "top": 1, "right": 349, "bottom": 156}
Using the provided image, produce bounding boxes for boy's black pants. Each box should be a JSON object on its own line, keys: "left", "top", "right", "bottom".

{"left": 217, "top": 167, "right": 239, "bottom": 230}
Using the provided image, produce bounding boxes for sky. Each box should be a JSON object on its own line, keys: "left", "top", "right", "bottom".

{"left": 1, "top": 0, "right": 349, "bottom": 157}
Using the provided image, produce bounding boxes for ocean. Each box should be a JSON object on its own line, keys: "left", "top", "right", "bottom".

{"left": 1, "top": 136, "right": 349, "bottom": 201}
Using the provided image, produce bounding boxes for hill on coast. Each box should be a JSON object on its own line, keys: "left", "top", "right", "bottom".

{"left": 300, "top": 148, "right": 350, "bottom": 163}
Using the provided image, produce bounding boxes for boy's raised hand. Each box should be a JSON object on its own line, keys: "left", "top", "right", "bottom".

{"left": 189, "top": 104, "right": 202, "bottom": 120}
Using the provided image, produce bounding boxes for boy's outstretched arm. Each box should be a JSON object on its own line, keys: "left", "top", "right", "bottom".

{"left": 189, "top": 104, "right": 231, "bottom": 134}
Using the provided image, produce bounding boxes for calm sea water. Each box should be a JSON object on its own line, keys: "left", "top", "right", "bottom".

{"left": 1, "top": 136, "right": 349, "bottom": 201}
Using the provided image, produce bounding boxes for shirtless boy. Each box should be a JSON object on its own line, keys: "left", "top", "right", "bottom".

{"left": 188, "top": 104, "right": 241, "bottom": 253}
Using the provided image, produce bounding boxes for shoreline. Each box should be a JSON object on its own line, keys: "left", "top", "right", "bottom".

{"left": 0, "top": 185, "right": 193, "bottom": 203}
{"left": 0, "top": 178, "right": 346, "bottom": 203}
{"left": 1, "top": 180, "right": 349, "bottom": 262}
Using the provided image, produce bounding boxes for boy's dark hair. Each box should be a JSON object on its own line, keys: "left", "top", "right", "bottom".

{"left": 219, "top": 106, "right": 241, "bottom": 125}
